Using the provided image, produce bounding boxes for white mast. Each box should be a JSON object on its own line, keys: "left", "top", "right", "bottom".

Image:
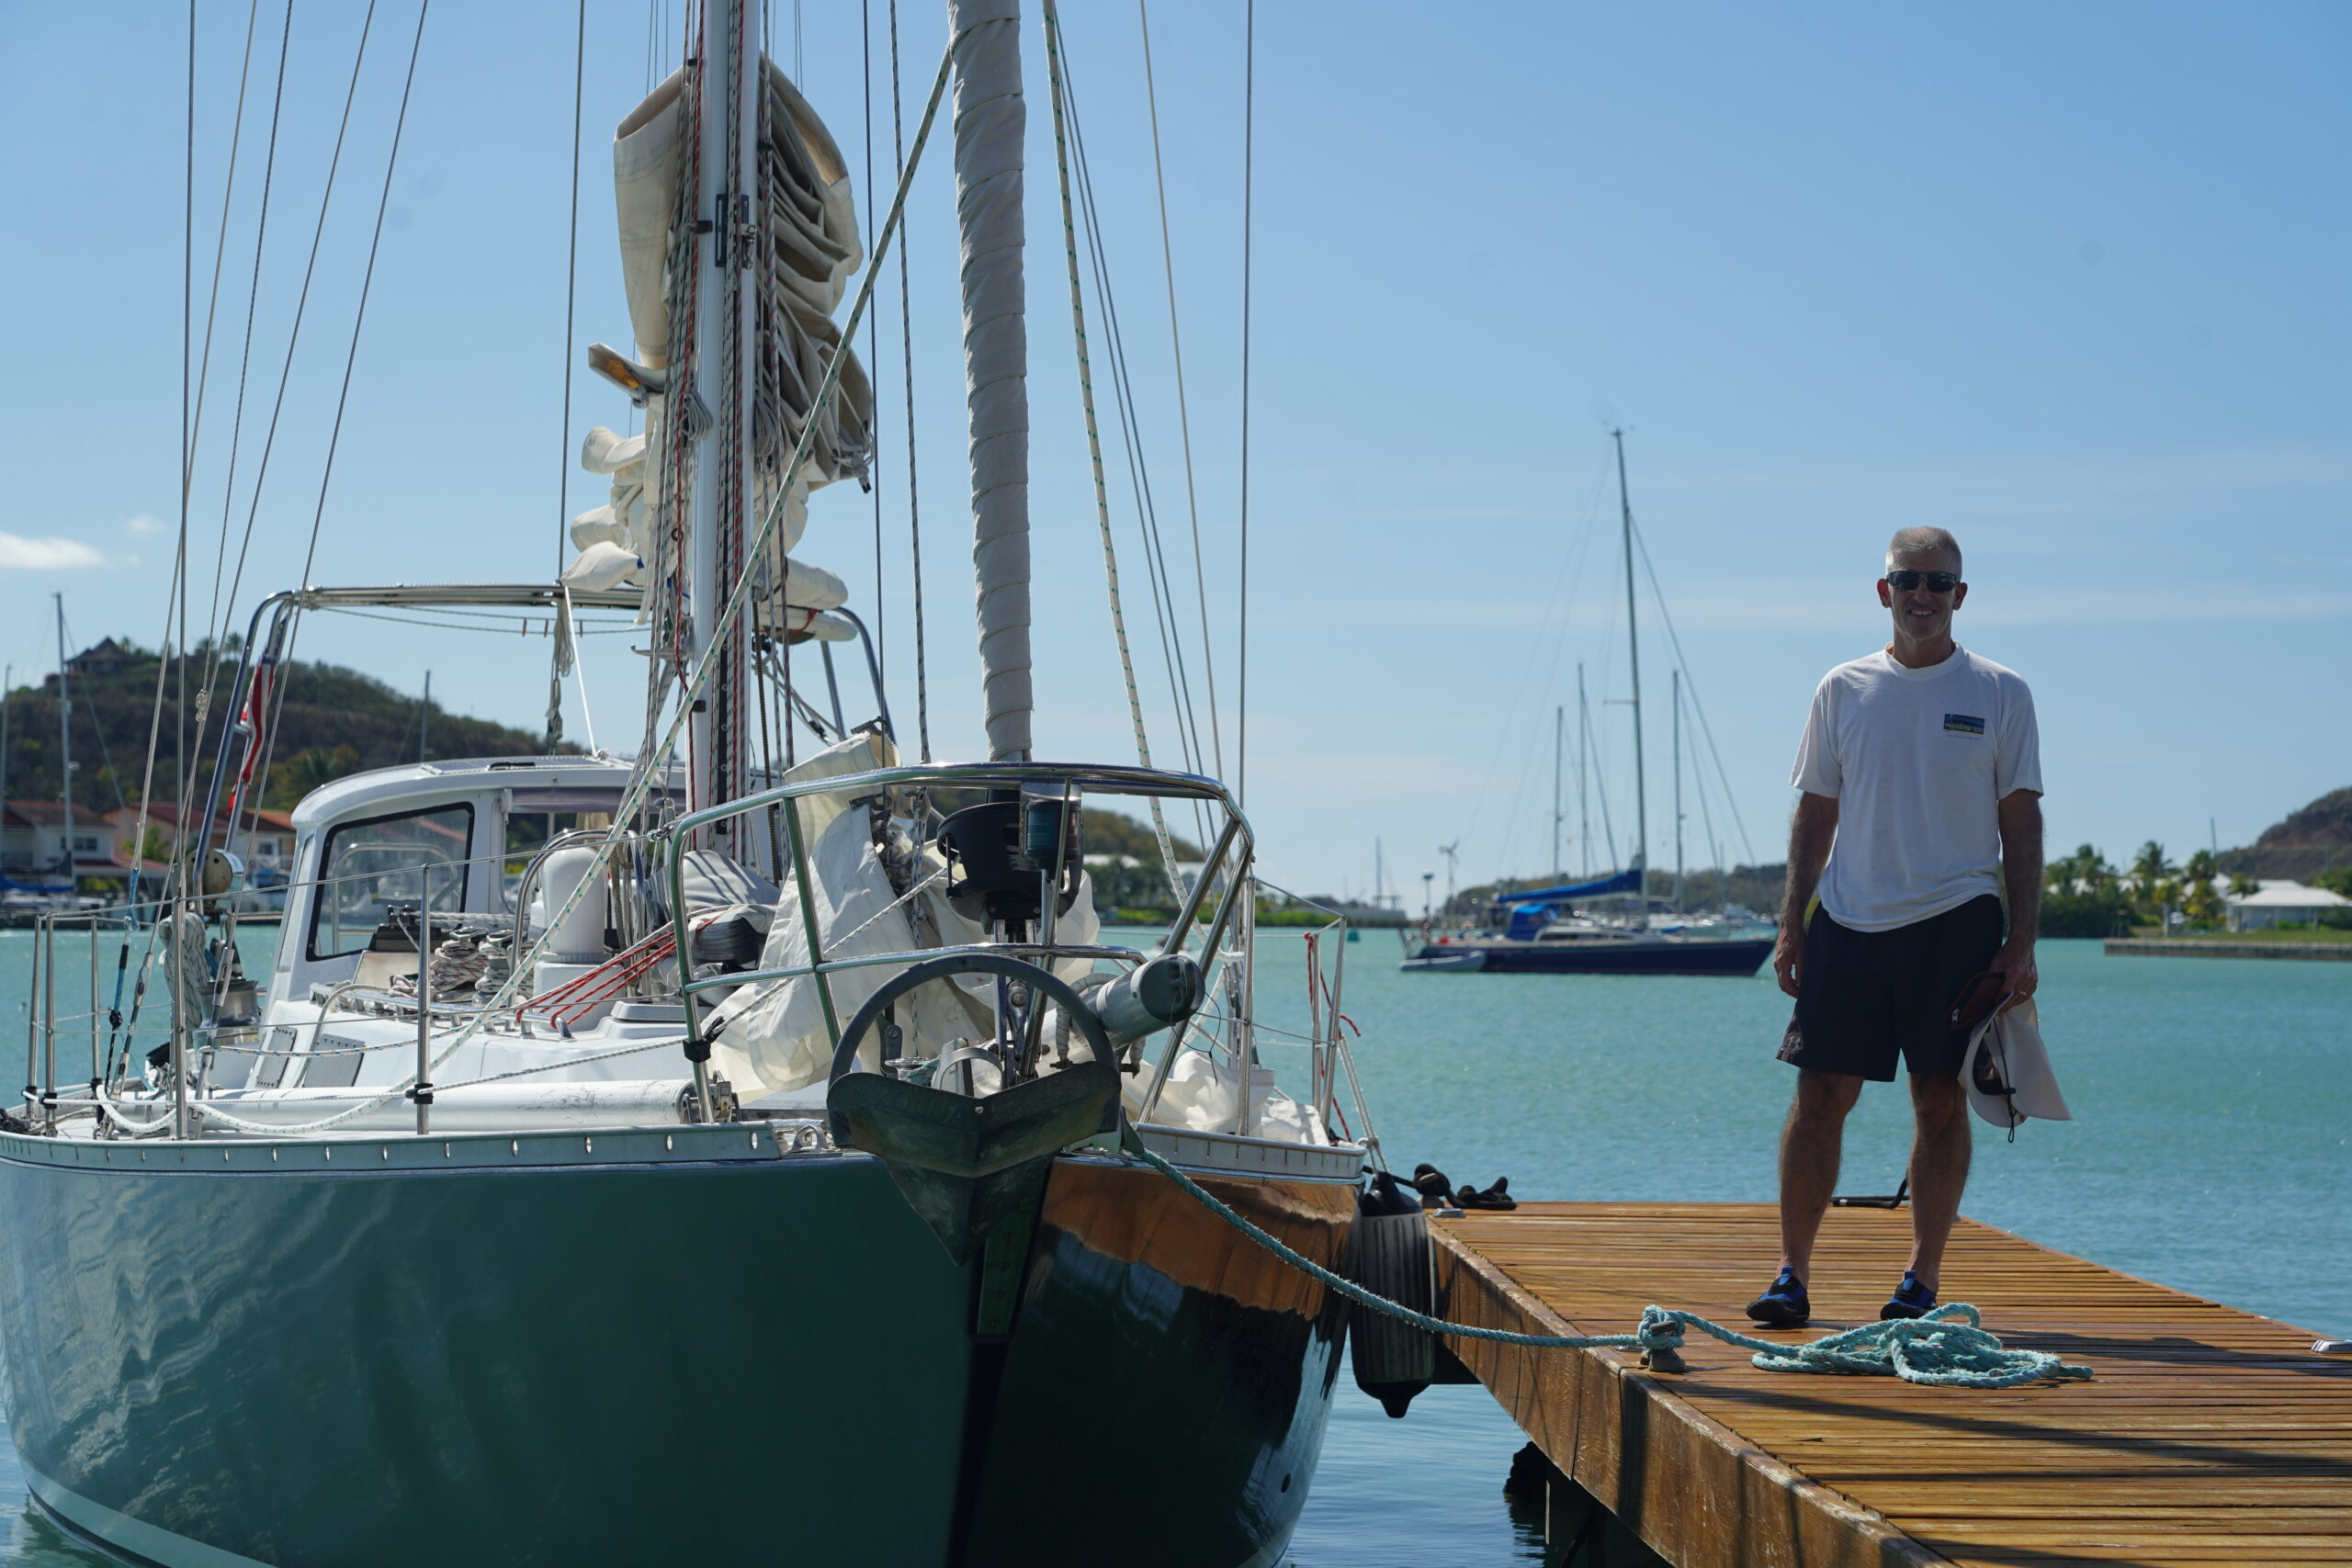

{"left": 1613, "top": 428, "right": 1646, "bottom": 886}
{"left": 1577, "top": 662, "right": 1590, "bottom": 879}
{"left": 949, "top": 0, "right": 1031, "bottom": 761}
{"left": 55, "top": 597, "right": 74, "bottom": 895}
{"left": 685, "top": 0, "right": 762, "bottom": 818}
{"left": 1672, "top": 668, "right": 1684, "bottom": 911}
{"left": 1552, "top": 705, "right": 1563, "bottom": 882}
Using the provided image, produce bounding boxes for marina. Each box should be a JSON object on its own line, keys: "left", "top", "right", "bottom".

{"left": 0, "top": 1, "right": 2342, "bottom": 1562}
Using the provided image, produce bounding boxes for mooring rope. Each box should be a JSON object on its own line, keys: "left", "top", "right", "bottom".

{"left": 1126, "top": 1140, "right": 2091, "bottom": 1389}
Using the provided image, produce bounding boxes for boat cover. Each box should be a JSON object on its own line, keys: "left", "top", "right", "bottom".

{"left": 1504, "top": 868, "right": 1644, "bottom": 904}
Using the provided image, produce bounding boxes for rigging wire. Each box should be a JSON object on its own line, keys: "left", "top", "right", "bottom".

{"left": 558, "top": 0, "right": 586, "bottom": 582}
{"left": 1462, "top": 451, "right": 1609, "bottom": 880}
{"left": 1039, "top": 0, "right": 1183, "bottom": 897}
{"left": 210, "top": 0, "right": 386, "bottom": 671}
{"left": 186, "top": 45, "right": 961, "bottom": 1144}
{"left": 204, "top": 0, "right": 295, "bottom": 661}
{"left": 293, "top": 0, "right": 432, "bottom": 596}
{"left": 1135, "top": 0, "right": 1224, "bottom": 781}
{"left": 860, "top": 0, "right": 887, "bottom": 700}
{"left": 173, "top": 0, "right": 196, "bottom": 896}
{"left": 1632, "top": 520, "right": 1757, "bottom": 865}
{"left": 1059, "top": 36, "right": 1216, "bottom": 852}
{"left": 59, "top": 610, "right": 130, "bottom": 813}
{"left": 1058, "top": 42, "right": 1210, "bottom": 790}
{"left": 887, "top": 0, "right": 930, "bottom": 761}
{"left": 230, "top": 0, "right": 433, "bottom": 855}
{"left": 1236, "top": 0, "right": 1252, "bottom": 807}
{"left": 1684, "top": 673, "right": 1725, "bottom": 883}
{"left": 187, "top": 0, "right": 267, "bottom": 634}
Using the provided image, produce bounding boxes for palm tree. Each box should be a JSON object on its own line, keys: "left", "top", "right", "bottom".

{"left": 2130, "top": 840, "right": 2177, "bottom": 889}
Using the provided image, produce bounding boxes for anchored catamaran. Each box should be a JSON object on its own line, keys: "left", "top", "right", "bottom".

{"left": 0, "top": 6, "right": 1380, "bottom": 1563}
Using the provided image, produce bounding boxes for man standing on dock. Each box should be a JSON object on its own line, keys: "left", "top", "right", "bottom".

{"left": 1750, "top": 527, "right": 2041, "bottom": 1327}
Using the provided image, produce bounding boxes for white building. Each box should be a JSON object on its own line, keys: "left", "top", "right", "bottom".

{"left": 2222, "top": 878, "right": 2351, "bottom": 932}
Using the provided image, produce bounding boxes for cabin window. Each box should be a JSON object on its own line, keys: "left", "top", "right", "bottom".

{"left": 503, "top": 797, "right": 618, "bottom": 910}
{"left": 307, "top": 803, "right": 475, "bottom": 961}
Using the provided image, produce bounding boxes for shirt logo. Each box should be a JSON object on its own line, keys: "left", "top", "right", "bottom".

{"left": 1944, "top": 713, "right": 1985, "bottom": 735}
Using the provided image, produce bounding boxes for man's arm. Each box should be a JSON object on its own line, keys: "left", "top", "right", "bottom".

{"left": 1993, "top": 788, "right": 2043, "bottom": 1008}
{"left": 1772, "top": 792, "right": 1838, "bottom": 998}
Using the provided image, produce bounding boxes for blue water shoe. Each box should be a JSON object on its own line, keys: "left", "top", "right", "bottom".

{"left": 1879, "top": 1271, "right": 1938, "bottom": 1320}
{"left": 1745, "top": 1268, "right": 1810, "bottom": 1327}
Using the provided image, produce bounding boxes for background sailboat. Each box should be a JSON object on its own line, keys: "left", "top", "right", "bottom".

{"left": 1403, "top": 433, "right": 1774, "bottom": 977}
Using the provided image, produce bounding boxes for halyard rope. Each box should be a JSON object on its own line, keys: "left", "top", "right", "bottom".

{"left": 1039, "top": 0, "right": 1183, "bottom": 902}
{"left": 1126, "top": 1140, "right": 2092, "bottom": 1390}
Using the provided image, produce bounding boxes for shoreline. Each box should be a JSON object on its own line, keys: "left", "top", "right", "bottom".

{"left": 2104, "top": 936, "right": 2352, "bottom": 962}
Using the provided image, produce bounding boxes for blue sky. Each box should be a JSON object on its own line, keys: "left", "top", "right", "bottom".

{"left": 3, "top": 1, "right": 2346, "bottom": 898}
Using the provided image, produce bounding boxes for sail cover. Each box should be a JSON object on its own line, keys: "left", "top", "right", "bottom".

{"left": 1506, "top": 868, "right": 1645, "bottom": 904}
{"left": 587, "top": 51, "right": 876, "bottom": 619}
{"left": 949, "top": 0, "right": 1031, "bottom": 761}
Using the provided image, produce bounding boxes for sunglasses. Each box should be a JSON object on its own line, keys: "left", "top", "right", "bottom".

{"left": 1885, "top": 570, "right": 1960, "bottom": 592}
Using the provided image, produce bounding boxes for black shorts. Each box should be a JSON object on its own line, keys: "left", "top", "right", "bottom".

{"left": 1777, "top": 895, "right": 2004, "bottom": 1081}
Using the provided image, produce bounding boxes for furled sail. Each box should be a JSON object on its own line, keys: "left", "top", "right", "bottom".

{"left": 577, "top": 54, "right": 876, "bottom": 633}
{"left": 948, "top": 0, "right": 1032, "bottom": 761}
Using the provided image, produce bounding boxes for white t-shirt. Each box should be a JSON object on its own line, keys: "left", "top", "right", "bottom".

{"left": 1790, "top": 646, "right": 2041, "bottom": 932}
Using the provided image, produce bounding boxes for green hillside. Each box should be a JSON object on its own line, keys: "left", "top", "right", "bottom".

{"left": 0, "top": 639, "right": 562, "bottom": 814}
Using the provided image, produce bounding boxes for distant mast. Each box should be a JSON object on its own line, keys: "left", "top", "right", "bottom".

{"left": 1612, "top": 429, "right": 1646, "bottom": 886}
{"left": 1552, "top": 704, "right": 1564, "bottom": 883}
{"left": 55, "top": 595, "right": 74, "bottom": 893}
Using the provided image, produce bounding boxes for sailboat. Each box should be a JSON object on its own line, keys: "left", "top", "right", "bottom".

{"left": 1403, "top": 433, "right": 1774, "bottom": 976}
{"left": 0, "top": 6, "right": 1379, "bottom": 1564}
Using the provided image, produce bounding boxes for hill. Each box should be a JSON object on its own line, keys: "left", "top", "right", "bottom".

{"left": 0, "top": 639, "right": 562, "bottom": 814}
{"left": 2220, "top": 786, "right": 2352, "bottom": 880}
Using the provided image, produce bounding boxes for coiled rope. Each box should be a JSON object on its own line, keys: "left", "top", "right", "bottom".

{"left": 1125, "top": 1140, "right": 2091, "bottom": 1390}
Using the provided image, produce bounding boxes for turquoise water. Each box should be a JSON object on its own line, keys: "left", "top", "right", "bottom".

{"left": 1272, "top": 932, "right": 2351, "bottom": 1566}
{"left": 0, "top": 931, "right": 2343, "bottom": 1564}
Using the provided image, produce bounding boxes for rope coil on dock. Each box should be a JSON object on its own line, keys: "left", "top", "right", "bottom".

{"left": 1126, "top": 1140, "right": 2092, "bottom": 1390}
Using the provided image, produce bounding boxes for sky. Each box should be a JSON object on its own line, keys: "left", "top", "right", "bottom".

{"left": 3, "top": 1, "right": 2346, "bottom": 900}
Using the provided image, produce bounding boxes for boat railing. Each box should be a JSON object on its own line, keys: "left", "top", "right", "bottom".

{"left": 17, "top": 840, "right": 673, "bottom": 1134}
{"left": 658, "top": 760, "right": 1374, "bottom": 1151}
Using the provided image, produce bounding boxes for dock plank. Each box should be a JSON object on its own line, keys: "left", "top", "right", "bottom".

{"left": 1430, "top": 1202, "right": 2352, "bottom": 1568}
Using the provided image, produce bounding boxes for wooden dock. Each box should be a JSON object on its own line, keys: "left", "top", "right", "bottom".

{"left": 1432, "top": 1202, "right": 2352, "bottom": 1567}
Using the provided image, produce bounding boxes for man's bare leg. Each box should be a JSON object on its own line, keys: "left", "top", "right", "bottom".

{"left": 1903, "top": 1072, "right": 1973, "bottom": 1292}
{"left": 1778, "top": 1069, "right": 1863, "bottom": 1284}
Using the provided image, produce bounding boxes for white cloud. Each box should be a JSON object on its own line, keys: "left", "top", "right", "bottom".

{"left": 125, "top": 513, "right": 162, "bottom": 535}
{"left": 0, "top": 531, "right": 104, "bottom": 570}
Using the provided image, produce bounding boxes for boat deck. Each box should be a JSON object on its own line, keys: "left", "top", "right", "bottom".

{"left": 1432, "top": 1201, "right": 2352, "bottom": 1567}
